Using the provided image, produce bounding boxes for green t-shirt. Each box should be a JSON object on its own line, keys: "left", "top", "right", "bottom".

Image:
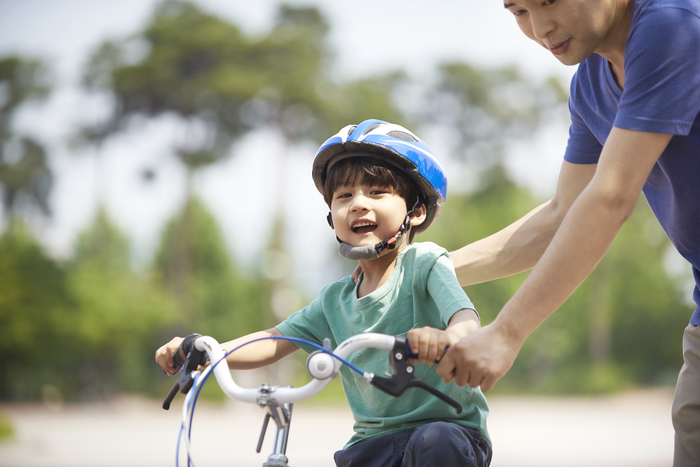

{"left": 276, "top": 242, "right": 490, "bottom": 448}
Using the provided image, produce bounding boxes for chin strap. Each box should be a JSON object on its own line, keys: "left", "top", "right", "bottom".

{"left": 330, "top": 198, "right": 422, "bottom": 261}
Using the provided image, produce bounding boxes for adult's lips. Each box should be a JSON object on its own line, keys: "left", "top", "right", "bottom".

{"left": 548, "top": 39, "right": 570, "bottom": 55}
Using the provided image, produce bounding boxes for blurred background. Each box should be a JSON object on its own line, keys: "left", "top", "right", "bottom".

{"left": 0, "top": 0, "right": 693, "bottom": 465}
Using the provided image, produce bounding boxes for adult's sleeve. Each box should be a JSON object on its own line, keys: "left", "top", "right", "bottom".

{"left": 617, "top": 6, "right": 700, "bottom": 135}
{"left": 564, "top": 71, "right": 605, "bottom": 165}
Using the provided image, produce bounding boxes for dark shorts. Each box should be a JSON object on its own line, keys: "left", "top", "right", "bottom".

{"left": 333, "top": 421, "right": 492, "bottom": 467}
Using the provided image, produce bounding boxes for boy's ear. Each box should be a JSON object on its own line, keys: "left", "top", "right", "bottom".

{"left": 409, "top": 204, "right": 427, "bottom": 227}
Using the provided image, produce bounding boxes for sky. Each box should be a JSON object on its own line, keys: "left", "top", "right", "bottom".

{"left": 0, "top": 0, "right": 577, "bottom": 294}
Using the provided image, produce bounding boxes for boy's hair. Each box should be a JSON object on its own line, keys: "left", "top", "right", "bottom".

{"left": 323, "top": 157, "right": 422, "bottom": 242}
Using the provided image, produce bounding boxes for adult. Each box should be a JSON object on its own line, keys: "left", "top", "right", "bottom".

{"left": 435, "top": 0, "right": 700, "bottom": 465}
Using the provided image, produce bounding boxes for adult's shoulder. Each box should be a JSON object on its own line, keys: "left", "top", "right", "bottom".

{"left": 631, "top": 0, "right": 700, "bottom": 36}
{"left": 635, "top": 0, "right": 700, "bottom": 19}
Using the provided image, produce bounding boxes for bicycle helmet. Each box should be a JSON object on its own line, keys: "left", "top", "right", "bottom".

{"left": 313, "top": 119, "right": 447, "bottom": 260}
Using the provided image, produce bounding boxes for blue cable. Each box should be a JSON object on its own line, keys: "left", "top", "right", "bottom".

{"left": 177, "top": 335, "right": 366, "bottom": 466}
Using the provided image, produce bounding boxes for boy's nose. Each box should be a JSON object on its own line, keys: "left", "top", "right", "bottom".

{"left": 350, "top": 194, "right": 371, "bottom": 212}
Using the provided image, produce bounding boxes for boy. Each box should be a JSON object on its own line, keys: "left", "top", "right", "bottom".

{"left": 437, "top": 1, "right": 700, "bottom": 465}
{"left": 156, "top": 119, "right": 491, "bottom": 467}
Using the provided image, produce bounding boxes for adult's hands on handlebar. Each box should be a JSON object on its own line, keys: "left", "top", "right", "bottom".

{"left": 436, "top": 322, "right": 523, "bottom": 391}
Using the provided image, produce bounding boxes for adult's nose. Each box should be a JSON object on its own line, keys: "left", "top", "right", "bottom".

{"left": 530, "top": 11, "right": 556, "bottom": 41}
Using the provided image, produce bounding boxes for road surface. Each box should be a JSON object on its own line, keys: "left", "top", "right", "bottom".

{"left": 0, "top": 389, "right": 674, "bottom": 466}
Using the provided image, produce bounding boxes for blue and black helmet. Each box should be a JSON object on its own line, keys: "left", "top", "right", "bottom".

{"left": 313, "top": 119, "right": 448, "bottom": 259}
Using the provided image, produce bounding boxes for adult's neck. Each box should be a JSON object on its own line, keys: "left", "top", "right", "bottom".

{"left": 595, "top": 0, "right": 633, "bottom": 87}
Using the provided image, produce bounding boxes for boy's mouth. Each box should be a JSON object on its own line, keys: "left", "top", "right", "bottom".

{"left": 352, "top": 221, "right": 377, "bottom": 234}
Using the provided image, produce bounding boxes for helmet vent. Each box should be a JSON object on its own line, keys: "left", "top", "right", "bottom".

{"left": 346, "top": 125, "right": 357, "bottom": 137}
{"left": 387, "top": 130, "right": 419, "bottom": 142}
{"left": 363, "top": 123, "right": 384, "bottom": 135}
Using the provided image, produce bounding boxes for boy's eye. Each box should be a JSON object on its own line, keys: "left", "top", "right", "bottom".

{"left": 335, "top": 192, "right": 351, "bottom": 200}
{"left": 370, "top": 189, "right": 387, "bottom": 195}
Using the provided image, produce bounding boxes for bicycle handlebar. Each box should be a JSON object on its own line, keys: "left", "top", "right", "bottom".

{"left": 162, "top": 333, "right": 461, "bottom": 414}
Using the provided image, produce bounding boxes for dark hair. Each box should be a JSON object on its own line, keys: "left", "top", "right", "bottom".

{"left": 323, "top": 157, "right": 423, "bottom": 242}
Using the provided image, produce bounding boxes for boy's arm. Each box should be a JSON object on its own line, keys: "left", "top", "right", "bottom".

{"left": 407, "top": 308, "right": 479, "bottom": 366}
{"left": 450, "top": 161, "right": 596, "bottom": 286}
{"left": 221, "top": 327, "right": 299, "bottom": 370}
{"left": 155, "top": 327, "right": 299, "bottom": 375}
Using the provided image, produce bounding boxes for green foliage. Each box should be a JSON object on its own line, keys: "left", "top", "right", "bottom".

{"left": 0, "top": 411, "right": 13, "bottom": 439}
{"left": 66, "top": 208, "right": 177, "bottom": 395}
{"left": 154, "top": 197, "right": 264, "bottom": 340}
{"left": 0, "top": 56, "right": 50, "bottom": 124}
{"left": 425, "top": 62, "right": 567, "bottom": 170}
{"left": 0, "top": 56, "right": 53, "bottom": 220}
{"left": 0, "top": 221, "right": 76, "bottom": 399}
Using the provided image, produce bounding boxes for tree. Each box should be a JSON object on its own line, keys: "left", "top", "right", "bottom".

{"left": 153, "top": 197, "right": 264, "bottom": 340}
{"left": 423, "top": 62, "right": 567, "bottom": 173}
{"left": 80, "top": 1, "right": 410, "bottom": 329}
{"left": 66, "top": 209, "right": 177, "bottom": 396}
{"left": 0, "top": 221, "right": 75, "bottom": 400}
{"left": 0, "top": 56, "right": 52, "bottom": 224}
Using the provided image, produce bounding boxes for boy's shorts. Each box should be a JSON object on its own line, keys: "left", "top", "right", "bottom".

{"left": 333, "top": 421, "right": 492, "bottom": 467}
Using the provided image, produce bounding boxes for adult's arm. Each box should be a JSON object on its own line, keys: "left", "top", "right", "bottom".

{"left": 437, "top": 127, "right": 672, "bottom": 390}
{"left": 451, "top": 160, "right": 596, "bottom": 286}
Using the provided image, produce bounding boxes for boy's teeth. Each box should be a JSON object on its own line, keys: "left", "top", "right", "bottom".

{"left": 352, "top": 222, "right": 377, "bottom": 232}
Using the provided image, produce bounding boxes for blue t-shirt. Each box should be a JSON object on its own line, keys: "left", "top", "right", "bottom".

{"left": 564, "top": 0, "right": 700, "bottom": 324}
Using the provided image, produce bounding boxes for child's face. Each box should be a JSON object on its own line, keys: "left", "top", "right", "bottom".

{"left": 503, "top": 0, "right": 620, "bottom": 66}
{"left": 329, "top": 183, "right": 409, "bottom": 250}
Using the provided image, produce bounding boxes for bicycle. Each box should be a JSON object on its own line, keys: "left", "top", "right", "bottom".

{"left": 162, "top": 332, "right": 463, "bottom": 466}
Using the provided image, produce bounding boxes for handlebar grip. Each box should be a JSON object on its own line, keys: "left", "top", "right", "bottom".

{"left": 402, "top": 339, "right": 448, "bottom": 361}
{"left": 404, "top": 341, "right": 419, "bottom": 360}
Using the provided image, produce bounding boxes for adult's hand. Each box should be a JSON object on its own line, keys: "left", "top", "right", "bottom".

{"left": 436, "top": 321, "right": 524, "bottom": 391}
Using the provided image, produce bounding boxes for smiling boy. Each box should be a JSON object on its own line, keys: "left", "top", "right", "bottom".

{"left": 156, "top": 119, "right": 491, "bottom": 467}
{"left": 436, "top": 1, "right": 700, "bottom": 465}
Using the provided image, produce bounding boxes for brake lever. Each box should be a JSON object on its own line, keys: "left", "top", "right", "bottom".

{"left": 162, "top": 333, "right": 209, "bottom": 410}
{"left": 368, "top": 336, "right": 462, "bottom": 414}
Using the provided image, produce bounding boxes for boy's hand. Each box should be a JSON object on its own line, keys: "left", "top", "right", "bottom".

{"left": 407, "top": 327, "right": 452, "bottom": 366}
{"left": 155, "top": 336, "right": 185, "bottom": 376}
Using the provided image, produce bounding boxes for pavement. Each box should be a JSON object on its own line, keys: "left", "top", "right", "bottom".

{"left": 0, "top": 388, "right": 675, "bottom": 467}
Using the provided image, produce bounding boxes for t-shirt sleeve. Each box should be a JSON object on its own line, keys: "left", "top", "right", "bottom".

{"left": 426, "top": 253, "right": 476, "bottom": 327}
{"left": 275, "top": 297, "right": 332, "bottom": 354}
{"left": 564, "top": 81, "right": 605, "bottom": 164}
{"left": 616, "top": 6, "right": 700, "bottom": 135}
